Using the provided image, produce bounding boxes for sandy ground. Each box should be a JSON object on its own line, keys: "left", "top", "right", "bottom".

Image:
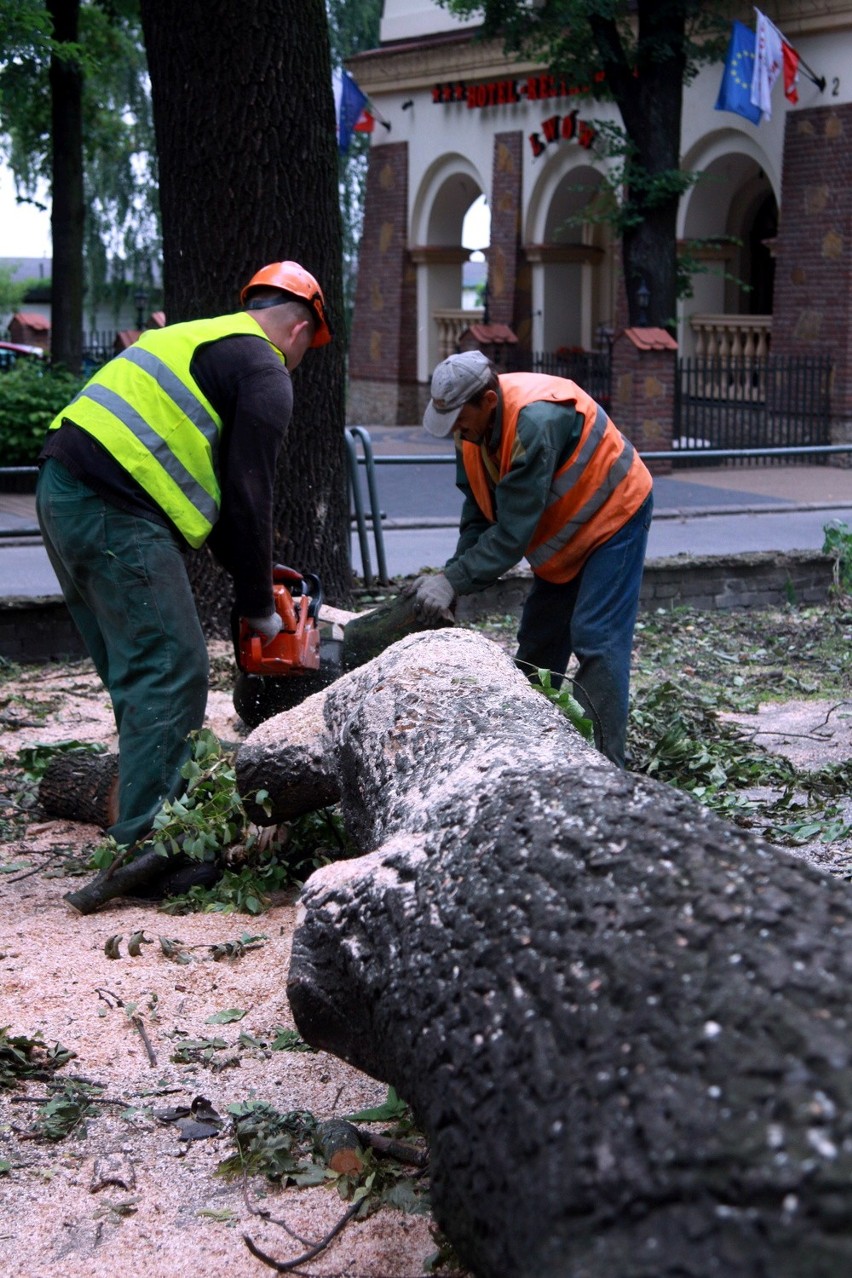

{"left": 0, "top": 646, "right": 448, "bottom": 1278}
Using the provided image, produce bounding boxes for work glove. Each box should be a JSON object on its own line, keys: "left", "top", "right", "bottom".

{"left": 243, "top": 611, "right": 283, "bottom": 645}
{"left": 404, "top": 572, "right": 456, "bottom": 621}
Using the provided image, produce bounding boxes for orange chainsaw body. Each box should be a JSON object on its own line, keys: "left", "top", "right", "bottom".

{"left": 237, "top": 566, "right": 321, "bottom": 677}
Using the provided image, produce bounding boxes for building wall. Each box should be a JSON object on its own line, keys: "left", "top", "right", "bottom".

{"left": 348, "top": 3, "right": 852, "bottom": 426}
{"left": 772, "top": 101, "right": 852, "bottom": 448}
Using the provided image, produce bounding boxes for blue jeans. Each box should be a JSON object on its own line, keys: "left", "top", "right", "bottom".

{"left": 36, "top": 458, "right": 209, "bottom": 848}
{"left": 515, "top": 494, "right": 653, "bottom": 768}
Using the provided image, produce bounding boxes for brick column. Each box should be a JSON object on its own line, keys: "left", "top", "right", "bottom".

{"left": 772, "top": 104, "right": 852, "bottom": 461}
{"left": 610, "top": 328, "right": 677, "bottom": 475}
{"left": 347, "top": 142, "right": 418, "bottom": 425}
{"left": 488, "top": 132, "right": 531, "bottom": 348}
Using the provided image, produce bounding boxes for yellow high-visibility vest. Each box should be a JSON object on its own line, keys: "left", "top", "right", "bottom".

{"left": 49, "top": 312, "right": 286, "bottom": 547}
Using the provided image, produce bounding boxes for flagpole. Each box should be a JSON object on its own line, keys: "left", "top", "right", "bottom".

{"left": 794, "top": 58, "right": 826, "bottom": 93}
{"left": 755, "top": 7, "right": 826, "bottom": 92}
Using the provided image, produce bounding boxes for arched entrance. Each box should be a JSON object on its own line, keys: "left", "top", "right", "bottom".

{"left": 525, "top": 157, "right": 615, "bottom": 356}
{"left": 411, "top": 156, "right": 487, "bottom": 381}
{"left": 679, "top": 136, "right": 779, "bottom": 358}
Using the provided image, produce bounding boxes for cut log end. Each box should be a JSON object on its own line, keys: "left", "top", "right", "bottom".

{"left": 39, "top": 750, "right": 119, "bottom": 828}
{"left": 314, "top": 1118, "right": 365, "bottom": 1175}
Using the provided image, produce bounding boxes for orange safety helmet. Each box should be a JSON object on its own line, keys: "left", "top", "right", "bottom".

{"left": 240, "top": 261, "right": 332, "bottom": 347}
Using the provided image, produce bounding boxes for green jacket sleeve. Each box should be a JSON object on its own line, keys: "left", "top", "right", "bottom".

{"left": 444, "top": 401, "right": 583, "bottom": 595}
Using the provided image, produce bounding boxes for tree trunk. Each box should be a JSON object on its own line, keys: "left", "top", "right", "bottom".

{"left": 235, "top": 629, "right": 852, "bottom": 1277}
{"left": 47, "top": 0, "right": 84, "bottom": 374}
{"left": 592, "top": 1, "right": 687, "bottom": 331}
{"left": 39, "top": 750, "right": 119, "bottom": 828}
{"left": 138, "top": 0, "right": 351, "bottom": 633}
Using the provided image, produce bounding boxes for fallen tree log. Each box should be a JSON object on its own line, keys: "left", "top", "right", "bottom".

{"left": 236, "top": 629, "right": 852, "bottom": 1277}
{"left": 39, "top": 749, "right": 119, "bottom": 828}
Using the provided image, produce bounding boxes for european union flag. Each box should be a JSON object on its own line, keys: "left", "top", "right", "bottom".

{"left": 715, "top": 21, "right": 763, "bottom": 123}
{"left": 334, "top": 69, "right": 369, "bottom": 155}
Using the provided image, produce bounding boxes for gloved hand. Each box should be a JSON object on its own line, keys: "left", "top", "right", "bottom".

{"left": 243, "top": 611, "right": 283, "bottom": 645}
{"left": 405, "top": 572, "right": 456, "bottom": 621}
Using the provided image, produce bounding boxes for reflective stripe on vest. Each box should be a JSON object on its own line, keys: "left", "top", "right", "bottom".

{"left": 50, "top": 312, "right": 284, "bottom": 547}
{"left": 462, "top": 373, "right": 652, "bottom": 583}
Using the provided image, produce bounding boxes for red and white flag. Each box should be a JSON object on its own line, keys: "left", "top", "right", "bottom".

{"left": 782, "top": 39, "right": 800, "bottom": 103}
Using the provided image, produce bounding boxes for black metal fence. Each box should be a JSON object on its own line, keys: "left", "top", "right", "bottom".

{"left": 675, "top": 353, "right": 833, "bottom": 465}
{"left": 486, "top": 346, "right": 613, "bottom": 409}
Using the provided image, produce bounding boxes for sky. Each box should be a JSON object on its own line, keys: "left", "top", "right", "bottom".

{"left": 0, "top": 169, "right": 52, "bottom": 260}
{"left": 0, "top": 174, "right": 489, "bottom": 263}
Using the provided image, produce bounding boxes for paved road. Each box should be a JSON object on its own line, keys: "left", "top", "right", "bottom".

{"left": 3, "top": 458, "right": 852, "bottom": 595}
{"left": 351, "top": 506, "right": 852, "bottom": 582}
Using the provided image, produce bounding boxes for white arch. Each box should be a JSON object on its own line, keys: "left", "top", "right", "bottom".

{"left": 525, "top": 151, "right": 615, "bottom": 352}
{"left": 410, "top": 153, "right": 488, "bottom": 381}
{"left": 679, "top": 129, "right": 779, "bottom": 350}
{"left": 410, "top": 152, "right": 488, "bottom": 247}
{"left": 679, "top": 128, "right": 779, "bottom": 238}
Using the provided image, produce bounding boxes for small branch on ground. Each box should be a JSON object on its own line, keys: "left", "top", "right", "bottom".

{"left": 243, "top": 1198, "right": 361, "bottom": 1272}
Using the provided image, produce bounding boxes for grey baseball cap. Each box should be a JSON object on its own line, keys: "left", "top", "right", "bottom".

{"left": 423, "top": 351, "right": 493, "bottom": 437}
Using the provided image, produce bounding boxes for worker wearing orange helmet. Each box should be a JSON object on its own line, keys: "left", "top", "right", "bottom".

{"left": 35, "top": 262, "right": 332, "bottom": 910}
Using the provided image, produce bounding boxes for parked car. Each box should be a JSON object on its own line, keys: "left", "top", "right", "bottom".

{"left": 0, "top": 341, "right": 47, "bottom": 371}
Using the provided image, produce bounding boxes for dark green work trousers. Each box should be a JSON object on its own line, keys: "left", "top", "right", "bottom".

{"left": 36, "top": 457, "right": 209, "bottom": 849}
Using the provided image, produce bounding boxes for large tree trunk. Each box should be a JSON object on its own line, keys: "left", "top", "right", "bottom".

{"left": 236, "top": 630, "right": 852, "bottom": 1277}
{"left": 139, "top": 0, "right": 350, "bottom": 633}
{"left": 591, "top": 2, "right": 687, "bottom": 330}
{"left": 47, "top": 0, "right": 84, "bottom": 374}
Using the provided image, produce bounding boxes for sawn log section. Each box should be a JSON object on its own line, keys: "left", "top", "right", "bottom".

{"left": 237, "top": 630, "right": 852, "bottom": 1278}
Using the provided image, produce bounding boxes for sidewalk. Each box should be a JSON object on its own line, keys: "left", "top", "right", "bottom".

{"left": 3, "top": 463, "right": 852, "bottom": 597}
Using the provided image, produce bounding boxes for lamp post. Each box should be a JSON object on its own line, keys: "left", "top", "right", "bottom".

{"left": 134, "top": 288, "right": 148, "bottom": 331}
{"left": 636, "top": 278, "right": 650, "bottom": 326}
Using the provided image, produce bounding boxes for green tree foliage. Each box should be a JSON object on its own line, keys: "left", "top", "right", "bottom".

{"left": 326, "top": 0, "right": 383, "bottom": 342}
{"left": 0, "top": 0, "right": 160, "bottom": 329}
{"left": 440, "top": 0, "right": 733, "bottom": 328}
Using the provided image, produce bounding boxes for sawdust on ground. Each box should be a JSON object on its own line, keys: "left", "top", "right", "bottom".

{"left": 0, "top": 643, "right": 446, "bottom": 1278}
{"left": 1, "top": 641, "right": 849, "bottom": 1277}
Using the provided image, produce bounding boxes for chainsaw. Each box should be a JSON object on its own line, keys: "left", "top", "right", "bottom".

{"left": 234, "top": 563, "right": 323, "bottom": 677}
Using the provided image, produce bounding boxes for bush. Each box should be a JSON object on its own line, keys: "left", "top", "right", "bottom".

{"left": 0, "top": 363, "right": 86, "bottom": 467}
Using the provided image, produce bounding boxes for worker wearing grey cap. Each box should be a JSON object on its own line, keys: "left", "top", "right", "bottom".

{"left": 408, "top": 350, "right": 653, "bottom": 768}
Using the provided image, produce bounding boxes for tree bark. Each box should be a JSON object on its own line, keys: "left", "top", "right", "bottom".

{"left": 234, "top": 629, "right": 852, "bottom": 1277}
{"left": 138, "top": 0, "right": 350, "bottom": 633}
{"left": 39, "top": 750, "right": 118, "bottom": 828}
{"left": 47, "top": 0, "right": 84, "bottom": 374}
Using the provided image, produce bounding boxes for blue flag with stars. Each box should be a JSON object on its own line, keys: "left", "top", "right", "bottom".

{"left": 715, "top": 21, "right": 763, "bottom": 123}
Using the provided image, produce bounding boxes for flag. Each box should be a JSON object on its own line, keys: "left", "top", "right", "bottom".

{"left": 333, "top": 68, "right": 369, "bottom": 154}
{"left": 782, "top": 37, "right": 800, "bottom": 103}
{"left": 751, "top": 10, "right": 783, "bottom": 118}
{"left": 715, "top": 21, "right": 762, "bottom": 124}
{"left": 354, "top": 110, "right": 376, "bottom": 135}
{"left": 354, "top": 101, "right": 391, "bottom": 135}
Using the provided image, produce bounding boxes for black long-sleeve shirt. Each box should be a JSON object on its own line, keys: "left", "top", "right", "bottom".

{"left": 40, "top": 332, "right": 293, "bottom": 617}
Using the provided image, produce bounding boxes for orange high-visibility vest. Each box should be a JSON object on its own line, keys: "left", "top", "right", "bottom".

{"left": 462, "top": 373, "right": 652, "bottom": 583}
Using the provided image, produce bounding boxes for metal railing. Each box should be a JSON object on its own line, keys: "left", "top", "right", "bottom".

{"left": 345, "top": 427, "right": 389, "bottom": 586}
{"left": 343, "top": 430, "right": 852, "bottom": 586}
{"left": 675, "top": 353, "right": 833, "bottom": 462}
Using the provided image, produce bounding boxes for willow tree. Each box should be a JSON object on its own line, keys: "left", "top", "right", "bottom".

{"left": 0, "top": 0, "right": 159, "bottom": 365}
{"left": 442, "top": 0, "right": 732, "bottom": 329}
{"left": 139, "top": 0, "right": 350, "bottom": 624}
